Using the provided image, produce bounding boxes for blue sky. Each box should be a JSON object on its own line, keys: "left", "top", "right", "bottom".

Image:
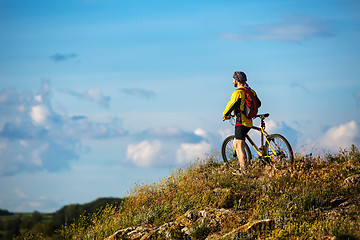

{"left": 0, "top": 0, "right": 359, "bottom": 212}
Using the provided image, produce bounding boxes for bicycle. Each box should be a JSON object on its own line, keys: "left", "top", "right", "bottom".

{"left": 221, "top": 113, "right": 294, "bottom": 170}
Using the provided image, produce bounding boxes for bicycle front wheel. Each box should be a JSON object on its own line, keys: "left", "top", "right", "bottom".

{"left": 221, "top": 135, "right": 252, "bottom": 169}
{"left": 265, "top": 134, "right": 294, "bottom": 164}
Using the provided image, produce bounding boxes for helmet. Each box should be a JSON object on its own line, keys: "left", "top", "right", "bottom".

{"left": 233, "top": 71, "right": 247, "bottom": 82}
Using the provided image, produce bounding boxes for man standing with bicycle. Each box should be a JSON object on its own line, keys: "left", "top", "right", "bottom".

{"left": 223, "top": 71, "right": 261, "bottom": 174}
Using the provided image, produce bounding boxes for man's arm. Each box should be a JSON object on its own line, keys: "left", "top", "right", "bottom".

{"left": 223, "top": 90, "right": 241, "bottom": 119}
{"left": 224, "top": 98, "right": 241, "bottom": 117}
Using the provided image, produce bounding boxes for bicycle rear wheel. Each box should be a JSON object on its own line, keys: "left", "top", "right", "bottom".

{"left": 264, "top": 134, "right": 294, "bottom": 164}
{"left": 221, "top": 135, "right": 252, "bottom": 169}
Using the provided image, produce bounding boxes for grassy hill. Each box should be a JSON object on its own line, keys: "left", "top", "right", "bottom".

{"left": 13, "top": 145, "right": 360, "bottom": 239}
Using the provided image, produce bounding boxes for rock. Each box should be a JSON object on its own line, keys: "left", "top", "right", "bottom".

{"left": 104, "top": 208, "right": 249, "bottom": 240}
{"left": 104, "top": 209, "right": 279, "bottom": 240}
{"left": 104, "top": 227, "right": 136, "bottom": 240}
{"left": 239, "top": 219, "right": 275, "bottom": 233}
{"left": 105, "top": 226, "right": 155, "bottom": 240}
{"left": 206, "top": 218, "right": 275, "bottom": 239}
{"left": 157, "top": 222, "right": 174, "bottom": 239}
{"left": 184, "top": 209, "right": 198, "bottom": 221}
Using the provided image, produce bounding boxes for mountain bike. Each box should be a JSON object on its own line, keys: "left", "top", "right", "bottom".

{"left": 221, "top": 113, "right": 294, "bottom": 170}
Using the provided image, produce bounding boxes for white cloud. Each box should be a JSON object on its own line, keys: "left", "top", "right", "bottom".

{"left": 176, "top": 141, "right": 211, "bottom": 164}
{"left": 252, "top": 119, "right": 299, "bottom": 147}
{"left": 86, "top": 89, "right": 106, "bottom": 102}
{"left": 30, "top": 105, "right": 50, "bottom": 125}
{"left": 19, "top": 140, "right": 28, "bottom": 147}
{"left": 126, "top": 140, "right": 163, "bottom": 167}
{"left": 14, "top": 187, "right": 28, "bottom": 199}
{"left": 194, "top": 128, "right": 207, "bottom": 138}
{"left": 62, "top": 88, "right": 111, "bottom": 108}
{"left": 126, "top": 127, "right": 214, "bottom": 167}
{"left": 264, "top": 119, "right": 278, "bottom": 133}
{"left": 318, "top": 121, "right": 359, "bottom": 150}
{"left": 31, "top": 143, "right": 48, "bottom": 166}
{"left": 34, "top": 95, "right": 42, "bottom": 102}
{"left": 0, "top": 137, "right": 81, "bottom": 176}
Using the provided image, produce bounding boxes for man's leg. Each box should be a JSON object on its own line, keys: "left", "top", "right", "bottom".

{"left": 233, "top": 139, "right": 247, "bottom": 170}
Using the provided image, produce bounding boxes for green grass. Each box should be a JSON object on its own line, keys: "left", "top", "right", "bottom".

{"left": 16, "top": 146, "right": 360, "bottom": 239}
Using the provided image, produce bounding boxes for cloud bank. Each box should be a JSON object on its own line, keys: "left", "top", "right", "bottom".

{"left": 126, "top": 127, "right": 213, "bottom": 167}
{"left": 295, "top": 120, "right": 360, "bottom": 154}
{"left": 221, "top": 15, "right": 332, "bottom": 42}
{"left": 317, "top": 121, "right": 359, "bottom": 151}
{"left": 0, "top": 81, "right": 127, "bottom": 176}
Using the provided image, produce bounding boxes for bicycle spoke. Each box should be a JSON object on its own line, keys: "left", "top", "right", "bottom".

{"left": 265, "top": 134, "right": 294, "bottom": 164}
{"left": 221, "top": 135, "right": 252, "bottom": 170}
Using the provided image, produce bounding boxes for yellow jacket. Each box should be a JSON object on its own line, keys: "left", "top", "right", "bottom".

{"left": 223, "top": 87, "right": 260, "bottom": 128}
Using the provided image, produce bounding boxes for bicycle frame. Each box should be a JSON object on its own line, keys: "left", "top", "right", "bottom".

{"left": 225, "top": 113, "right": 279, "bottom": 159}
{"left": 245, "top": 118, "right": 278, "bottom": 159}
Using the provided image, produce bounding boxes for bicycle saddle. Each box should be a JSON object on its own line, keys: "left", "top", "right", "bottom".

{"left": 255, "top": 113, "right": 270, "bottom": 119}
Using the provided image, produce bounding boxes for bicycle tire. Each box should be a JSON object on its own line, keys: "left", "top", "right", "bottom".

{"left": 221, "top": 135, "right": 252, "bottom": 169}
{"left": 264, "top": 134, "right": 294, "bottom": 163}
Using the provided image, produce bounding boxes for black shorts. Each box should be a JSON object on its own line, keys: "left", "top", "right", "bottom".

{"left": 235, "top": 125, "right": 251, "bottom": 140}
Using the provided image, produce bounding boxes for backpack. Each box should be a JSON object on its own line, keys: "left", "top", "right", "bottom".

{"left": 240, "top": 87, "right": 259, "bottom": 119}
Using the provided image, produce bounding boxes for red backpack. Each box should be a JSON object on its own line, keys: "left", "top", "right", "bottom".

{"left": 240, "top": 87, "right": 259, "bottom": 119}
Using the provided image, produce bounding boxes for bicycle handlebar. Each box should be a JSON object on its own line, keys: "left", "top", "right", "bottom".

{"left": 223, "top": 113, "right": 270, "bottom": 121}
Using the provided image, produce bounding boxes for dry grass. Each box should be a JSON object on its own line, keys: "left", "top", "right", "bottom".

{"left": 48, "top": 146, "right": 360, "bottom": 239}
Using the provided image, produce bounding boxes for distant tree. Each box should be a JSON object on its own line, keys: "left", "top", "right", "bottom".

{"left": 32, "top": 211, "right": 43, "bottom": 223}
{"left": 0, "top": 209, "right": 12, "bottom": 216}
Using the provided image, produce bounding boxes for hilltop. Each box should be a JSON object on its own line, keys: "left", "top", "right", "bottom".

{"left": 15, "top": 146, "right": 360, "bottom": 239}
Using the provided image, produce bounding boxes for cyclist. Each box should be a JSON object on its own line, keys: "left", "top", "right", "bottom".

{"left": 223, "top": 71, "right": 261, "bottom": 174}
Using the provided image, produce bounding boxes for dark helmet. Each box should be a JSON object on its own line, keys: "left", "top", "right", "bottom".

{"left": 233, "top": 71, "right": 247, "bottom": 83}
